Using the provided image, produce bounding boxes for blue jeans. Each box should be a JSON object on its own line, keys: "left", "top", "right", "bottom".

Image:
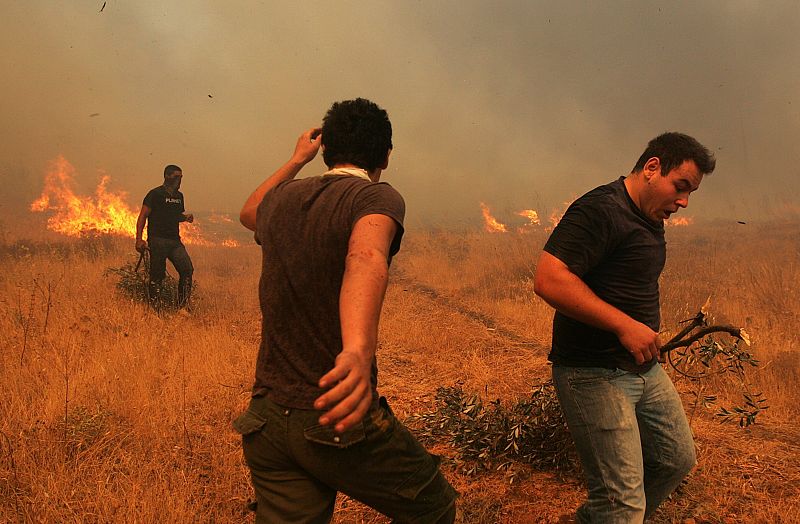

{"left": 552, "top": 364, "right": 696, "bottom": 523}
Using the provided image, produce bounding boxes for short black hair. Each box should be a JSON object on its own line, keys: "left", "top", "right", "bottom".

{"left": 164, "top": 164, "right": 182, "bottom": 177}
{"left": 632, "top": 132, "right": 716, "bottom": 176}
{"left": 321, "top": 98, "right": 392, "bottom": 172}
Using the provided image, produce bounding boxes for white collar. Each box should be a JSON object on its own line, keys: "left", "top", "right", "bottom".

{"left": 321, "top": 167, "right": 371, "bottom": 181}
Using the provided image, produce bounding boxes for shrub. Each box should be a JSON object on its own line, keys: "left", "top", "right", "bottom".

{"left": 407, "top": 381, "right": 576, "bottom": 480}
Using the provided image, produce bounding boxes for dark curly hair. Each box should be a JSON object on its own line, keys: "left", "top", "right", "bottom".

{"left": 632, "top": 132, "right": 716, "bottom": 176}
{"left": 321, "top": 98, "right": 392, "bottom": 172}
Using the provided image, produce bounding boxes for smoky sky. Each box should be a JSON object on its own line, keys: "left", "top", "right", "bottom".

{"left": 2, "top": 1, "right": 799, "bottom": 226}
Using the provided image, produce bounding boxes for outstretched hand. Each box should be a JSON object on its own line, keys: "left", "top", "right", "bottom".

{"left": 314, "top": 351, "right": 372, "bottom": 433}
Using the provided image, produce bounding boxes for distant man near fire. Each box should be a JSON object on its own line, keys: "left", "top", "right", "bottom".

{"left": 534, "top": 132, "right": 716, "bottom": 522}
{"left": 235, "top": 98, "right": 457, "bottom": 523}
{"left": 135, "top": 164, "right": 194, "bottom": 308}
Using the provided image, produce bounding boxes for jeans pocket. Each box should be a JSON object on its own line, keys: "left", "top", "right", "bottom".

{"left": 232, "top": 409, "right": 268, "bottom": 436}
{"left": 566, "top": 367, "right": 627, "bottom": 386}
{"left": 303, "top": 422, "right": 366, "bottom": 448}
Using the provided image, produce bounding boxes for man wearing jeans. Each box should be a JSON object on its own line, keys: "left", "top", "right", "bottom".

{"left": 135, "top": 164, "right": 194, "bottom": 308}
{"left": 235, "top": 98, "right": 456, "bottom": 523}
{"left": 534, "top": 133, "right": 716, "bottom": 522}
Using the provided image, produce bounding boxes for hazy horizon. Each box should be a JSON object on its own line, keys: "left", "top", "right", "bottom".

{"left": 3, "top": 1, "right": 800, "bottom": 228}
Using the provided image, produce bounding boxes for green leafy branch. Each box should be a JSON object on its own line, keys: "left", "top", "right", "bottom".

{"left": 406, "top": 382, "right": 575, "bottom": 481}
{"left": 661, "top": 300, "right": 767, "bottom": 427}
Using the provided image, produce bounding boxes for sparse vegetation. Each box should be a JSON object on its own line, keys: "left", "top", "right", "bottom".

{"left": 1, "top": 221, "right": 799, "bottom": 523}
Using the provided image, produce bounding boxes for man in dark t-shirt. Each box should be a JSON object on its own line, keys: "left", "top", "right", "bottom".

{"left": 534, "top": 133, "right": 716, "bottom": 522}
{"left": 235, "top": 99, "right": 456, "bottom": 523}
{"left": 135, "top": 164, "right": 194, "bottom": 308}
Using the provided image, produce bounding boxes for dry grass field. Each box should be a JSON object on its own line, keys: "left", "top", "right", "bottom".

{"left": 1, "top": 217, "right": 799, "bottom": 523}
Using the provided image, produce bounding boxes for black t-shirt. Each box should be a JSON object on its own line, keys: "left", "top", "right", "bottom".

{"left": 143, "top": 186, "right": 185, "bottom": 240}
{"left": 543, "top": 177, "right": 665, "bottom": 373}
{"left": 253, "top": 174, "right": 405, "bottom": 408}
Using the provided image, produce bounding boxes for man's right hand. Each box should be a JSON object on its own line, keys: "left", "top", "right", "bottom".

{"left": 314, "top": 350, "right": 373, "bottom": 433}
{"left": 135, "top": 239, "right": 148, "bottom": 253}
{"left": 617, "top": 319, "right": 660, "bottom": 365}
{"left": 290, "top": 127, "right": 322, "bottom": 166}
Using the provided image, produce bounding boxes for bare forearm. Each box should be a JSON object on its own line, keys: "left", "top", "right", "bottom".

{"left": 534, "top": 251, "right": 660, "bottom": 364}
{"left": 240, "top": 128, "right": 322, "bottom": 231}
{"left": 239, "top": 159, "right": 307, "bottom": 230}
{"left": 339, "top": 250, "right": 389, "bottom": 358}
{"left": 135, "top": 213, "right": 147, "bottom": 240}
{"left": 534, "top": 251, "right": 631, "bottom": 336}
{"left": 535, "top": 267, "right": 629, "bottom": 335}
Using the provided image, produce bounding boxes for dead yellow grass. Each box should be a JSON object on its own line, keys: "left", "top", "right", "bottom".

{"left": 1, "top": 220, "right": 799, "bottom": 523}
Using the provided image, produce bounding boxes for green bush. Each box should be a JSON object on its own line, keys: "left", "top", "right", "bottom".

{"left": 105, "top": 254, "right": 181, "bottom": 311}
{"left": 407, "top": 381, "right": 576, "bottom": 480}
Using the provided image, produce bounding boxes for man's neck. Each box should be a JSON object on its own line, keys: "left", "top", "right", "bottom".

{"left": 330, "top": 163, "right": 381, "bottom": 182}
{"left": 623, "top": 172, "right": 643, "bottom": 212}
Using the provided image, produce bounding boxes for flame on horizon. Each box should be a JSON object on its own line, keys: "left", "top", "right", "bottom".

{"left": 665, "top": 216, "right": 693, "bottom": 226}
{"left": 516, "top": 209, "right": 541, "bottom": 226}
{"left": 479, "top": 202, "right": 508, "bottom": 233}
{"left": 30, "top": 155, "right": 238, "bottom": 246}
{"left": 547, "top": 199, "right": 575, "bottom": 231}
{"left": 479, "top": 199, "right": 575, "bottom": 234}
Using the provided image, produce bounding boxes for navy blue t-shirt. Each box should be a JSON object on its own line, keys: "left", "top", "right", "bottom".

{"left": 143, "top": 186, "right": 184, "bottom": 240}
{"left": 543, "top": 177, "right": 665, "bottom": 373}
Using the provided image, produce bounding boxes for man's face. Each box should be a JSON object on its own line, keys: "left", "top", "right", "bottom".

{"left": 640, "top": 159, "right": 703, "bottom": 222}
{"left": 165, "top": 170, "right": 182, "bottom": 190}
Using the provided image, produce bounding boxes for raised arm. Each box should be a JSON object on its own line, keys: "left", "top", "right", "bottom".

{"left": 239, "top": 127, "right": 322, "bottom": 231}
{"left": 313, "top": 213, "right": 398, "bottom": 432}
{"left": 533, "top": 250, "right": 660, "bottom": 365}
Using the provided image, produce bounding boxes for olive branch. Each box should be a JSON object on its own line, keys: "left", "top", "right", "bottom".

{"left": 661, "top": 298, "right": 767, "bottom": 427}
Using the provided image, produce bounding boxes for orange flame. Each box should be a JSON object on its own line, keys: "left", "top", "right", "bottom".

{"left": 29, "top": 155, "right": 227, "bottom": 246}
{"left": 516, "top": 209, "right": 541, "bottom": 226}
{"left": 547, "top": 199, "right": 575, "bottom": 231}
{"left": 665, "top": 216, "right": 693, "bottom": 226}
{"left": 480, "top": 202, "right": 508, "bottom": 233}
{"left": 30, "top": 155, "right": 137, "bottom": 237}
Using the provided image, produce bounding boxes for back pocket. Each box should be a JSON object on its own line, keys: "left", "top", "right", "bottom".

{"left": 304, "top": 422, "right": 366, "bottom": 448}
{"left": 233, "top": 409, "right": 268, "bottom": 436}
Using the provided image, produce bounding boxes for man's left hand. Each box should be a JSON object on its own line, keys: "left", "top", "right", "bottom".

{"left": 183, "top": 213, "right": 194, "bottom": 223}
{"left": 313, "top": 351, "right": 372, "bottom": 433}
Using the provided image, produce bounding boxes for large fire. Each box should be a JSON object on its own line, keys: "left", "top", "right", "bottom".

{"left": 31, "top": 156, "right": 138, "bottom": 237}
{"left": 30, "top": 155, "right": 240, "bottom": 246}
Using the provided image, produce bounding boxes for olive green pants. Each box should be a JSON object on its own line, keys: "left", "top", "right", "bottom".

{"left": 234, "top": 395, "right": 457, "bottom": 524}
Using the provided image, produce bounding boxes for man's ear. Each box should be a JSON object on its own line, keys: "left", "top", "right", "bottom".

{"left": 643, "top": 157, "right": 661, "bottom": 180}
{"left": 379, "top": 149, "right": 392, "bottom": 170}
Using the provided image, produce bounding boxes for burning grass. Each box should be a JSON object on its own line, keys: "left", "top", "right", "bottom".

{"left": 1, "top": 219, "right": 799, "bottom": 522}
